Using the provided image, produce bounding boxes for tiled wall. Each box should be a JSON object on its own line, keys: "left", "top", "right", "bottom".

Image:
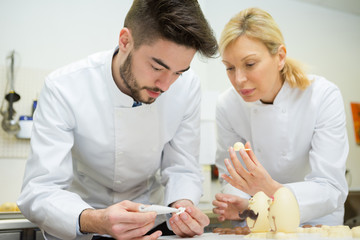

{"left": 0, "top": 66, "right": 50, "bottom": 158}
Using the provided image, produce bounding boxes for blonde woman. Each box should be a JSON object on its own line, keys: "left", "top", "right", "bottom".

{"left": 212, "top": 7, "right": 348, "bottom": 226}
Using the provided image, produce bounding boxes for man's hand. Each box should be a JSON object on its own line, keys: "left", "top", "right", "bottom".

{"left": 169, "top": 199, "right": 209, "bottom": 237}
{"left": 80, "top": 200, "right": 161, "bottom": 240}
{"left": 212, "top": 193, "right": 248, "bottom": 222}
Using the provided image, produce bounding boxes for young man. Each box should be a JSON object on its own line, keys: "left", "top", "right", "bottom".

{"left": 17, "top": 0, "right": 218, "bottom": 239}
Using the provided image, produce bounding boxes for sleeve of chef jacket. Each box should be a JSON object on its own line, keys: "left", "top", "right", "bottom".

{"left": 285, "top": 85, "right": 349, "bottom": 224}
{"left": 214, "top": 93, "right": 251, "bottom": 199}
{"left": 17, "top": 78, "right": 93, "bottom": 240}
{"left": 160, "top": 73, "right": 203, "bottom": 207}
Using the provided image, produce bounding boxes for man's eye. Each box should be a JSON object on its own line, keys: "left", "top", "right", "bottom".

{"left": 152, "top": 66, "right": 162, "bottom": 71}
{"left": 246, "top": 63, "right": 255, "bottom": 67}
{"left": 226, "top": 67, "right": 234, "bottom": 71}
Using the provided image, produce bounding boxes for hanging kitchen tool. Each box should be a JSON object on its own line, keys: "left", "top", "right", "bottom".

{"left": 0, "top": 50, "right": 21, "bottom": 134}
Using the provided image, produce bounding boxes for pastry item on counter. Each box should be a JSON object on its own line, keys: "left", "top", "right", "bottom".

{"left": 325, "top": 225, "right": 352, "bottom": 238}
{"left": 268, "top": 187, "right": 300, "bottom": 233}
{"left": 212, "top": 226, "right": 250, "bottom": 235}
{"left": 352, "top": 226, "right": 360, "bottom": 238}
{"left": 0, "top": 202, "right": 20, "bottom": 212}
{"left": 266, "top": 232, "right": 298, "bottom": 239}
{"left": 245, "top": 191, "right": 271, "bottom": 233}
{"left": 244, "top": 232, "right": 267, "bottom": 239}
{"left": 233, "top": 142, "right": 245, "bottom": 151}
{"left": 296, "top": 224, "right": 323, "bottom": 234}
{"left": 319, "top": 225, "right": 331, "bottom": 237}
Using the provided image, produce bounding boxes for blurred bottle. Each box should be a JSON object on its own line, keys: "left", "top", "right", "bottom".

{"left": 32, "top": 99, "right": 37, "bottom": 117}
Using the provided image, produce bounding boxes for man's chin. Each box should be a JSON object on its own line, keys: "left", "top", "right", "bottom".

{"left": 143, "top": 98, "right": 156, "bottom": 104}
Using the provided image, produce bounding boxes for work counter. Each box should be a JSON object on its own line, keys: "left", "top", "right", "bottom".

{"left": 0, "top": 213, "right": 42, "bottom": 240}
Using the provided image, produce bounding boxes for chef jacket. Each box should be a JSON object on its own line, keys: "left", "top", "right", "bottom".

{"left": 215, "top": 75, "right": 348, "bottom": 226}
{"left": 17, "top": 48, "right": 203, "bottom": 240}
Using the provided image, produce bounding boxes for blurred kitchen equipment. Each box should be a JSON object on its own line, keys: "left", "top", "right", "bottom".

{"left": 16, "top": 115, "right": 33, "bottom": 139}
{"left": 0, "top": 50, "right": 21, "bottom": 135}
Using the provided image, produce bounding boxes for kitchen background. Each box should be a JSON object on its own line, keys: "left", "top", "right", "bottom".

{"left": 1, "top": 0, "right": 360, "bottom": 206}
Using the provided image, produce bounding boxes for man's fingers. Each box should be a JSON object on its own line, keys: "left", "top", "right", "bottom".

{"left": 133, "top": 230, "right": 162, "bottom": 240}
{"left": 186, "top": 206, "right": 210, "bottom": 227}
{"left": 116, "top": 211, "right": 157, "bottom": 225}
{"left": 180, "top": 212, "right": 203, "bottom": 235}
{"left": 170, "top": 214, "right": 193, "bottom": 237}
{"left": 112, "top": 220, "right": 156, "bottom": 239}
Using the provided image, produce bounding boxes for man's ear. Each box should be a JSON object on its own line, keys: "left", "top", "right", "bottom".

{"left": 277, "top": 45, "right": 287, "bottom": 71}
{"left": 118, "top": 28, "right": 133, "bottom": 52}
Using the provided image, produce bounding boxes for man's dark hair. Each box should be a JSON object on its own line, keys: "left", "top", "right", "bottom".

{"left": 124, "top": 0, "right": 218, "bottom": 58}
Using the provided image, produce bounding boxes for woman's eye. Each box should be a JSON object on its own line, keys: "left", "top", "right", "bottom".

{"left": 246, "top": 63, "right": 255, "bottom": 68}
{"left": 226, "top": 67, "right": 234, "bottom": 71}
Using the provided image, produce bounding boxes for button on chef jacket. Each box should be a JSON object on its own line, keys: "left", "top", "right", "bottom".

{"left": 215, "top": 75, "right": 348, "bottom": 226}
{"left": 17, "top": 48, "right": 203, "bottom": 240}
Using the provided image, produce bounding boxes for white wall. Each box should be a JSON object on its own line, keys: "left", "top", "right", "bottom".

{"left": 1, "top": 0, "right": 360, "bottom": 203}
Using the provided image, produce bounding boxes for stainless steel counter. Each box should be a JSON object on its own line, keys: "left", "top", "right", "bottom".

{"left": 0, "top": 213, "right": 42, "bottom": 240}
{"left": 0, "top": 219, "right": 36, "bottom": 230}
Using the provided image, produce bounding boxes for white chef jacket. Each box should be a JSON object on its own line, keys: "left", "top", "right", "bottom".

{"left": 17, "top": 48, "right": 203, "bottom": 240}
{"left": 215, "top": 75, "right": 348, "bottom": 226}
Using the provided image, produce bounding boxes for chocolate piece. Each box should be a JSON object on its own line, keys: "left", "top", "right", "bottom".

{"left": 239, "top": 209, "right": 259, "bottom": 221}
{"left": 302, "top": 224, "right": 313, "bottom": 228}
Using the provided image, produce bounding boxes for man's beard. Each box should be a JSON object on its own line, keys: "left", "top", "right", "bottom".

{"left": 119, "top": 52, "right": 163, "bottom": 104}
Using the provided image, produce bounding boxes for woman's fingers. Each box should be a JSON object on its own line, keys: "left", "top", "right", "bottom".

{"left": 223, "top": 158, "right": 246, "bottom": 183}
{"left": 237, "top": 149, "right": 257, "bottom": 173}
{"left": 244, "top": 142, "right": 259, "bottom": 166}
{"left": 228, "top": 147, "right": 250, "bottom": 176}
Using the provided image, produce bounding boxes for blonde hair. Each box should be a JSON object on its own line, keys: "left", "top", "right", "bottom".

{"left": 219, "top": 8, "right": 310, "bottom": 90}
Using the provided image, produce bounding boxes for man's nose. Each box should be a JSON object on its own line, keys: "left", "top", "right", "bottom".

{"left": 155, "top": 72, "right": 178, "bottom": 92}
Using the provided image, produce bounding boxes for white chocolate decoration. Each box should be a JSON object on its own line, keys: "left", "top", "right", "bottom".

{"left": 268, "top": 187, "right": 300, "bottom": 233}
{"left": 246, "top": 191, "right": 271, "bottom": 233}
{"left": 233, "top": 142, "right": 245, "bottom": 151}
{"left": 176, "top": 207, "right": 186, "bottom": 215}
{"left": 352, "top": 226, "right": 360, "bottom": 238}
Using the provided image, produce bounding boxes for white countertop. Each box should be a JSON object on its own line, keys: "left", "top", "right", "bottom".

{"left": 159, "top": 232, "right": 360, "bottom": 239}
{"left": 159, "top": 233, "right": 246, "bottom": 239}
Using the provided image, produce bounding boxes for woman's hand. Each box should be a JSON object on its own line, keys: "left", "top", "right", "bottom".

{"left": 212, "top": 193, "right": 248, "bottom": 222}
{"left": 221, "top": 142, "right": 282, "bottom": 197}
{"left": 169, "top": 199, "right": 210, "bottom": 237}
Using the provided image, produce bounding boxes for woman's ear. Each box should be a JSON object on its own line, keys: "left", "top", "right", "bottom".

{"left": 118, "top": 28, "right": 133, "bottom": 52}
{"left": 277, "top": 45, "right": 287, "bottom": 71}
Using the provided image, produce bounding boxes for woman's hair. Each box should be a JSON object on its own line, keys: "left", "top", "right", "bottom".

{"left": 124, "top": 0, "right": 218, "bottom": 58}
{"left": 219, "top": 8, "right": 310, "bottom": 89}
